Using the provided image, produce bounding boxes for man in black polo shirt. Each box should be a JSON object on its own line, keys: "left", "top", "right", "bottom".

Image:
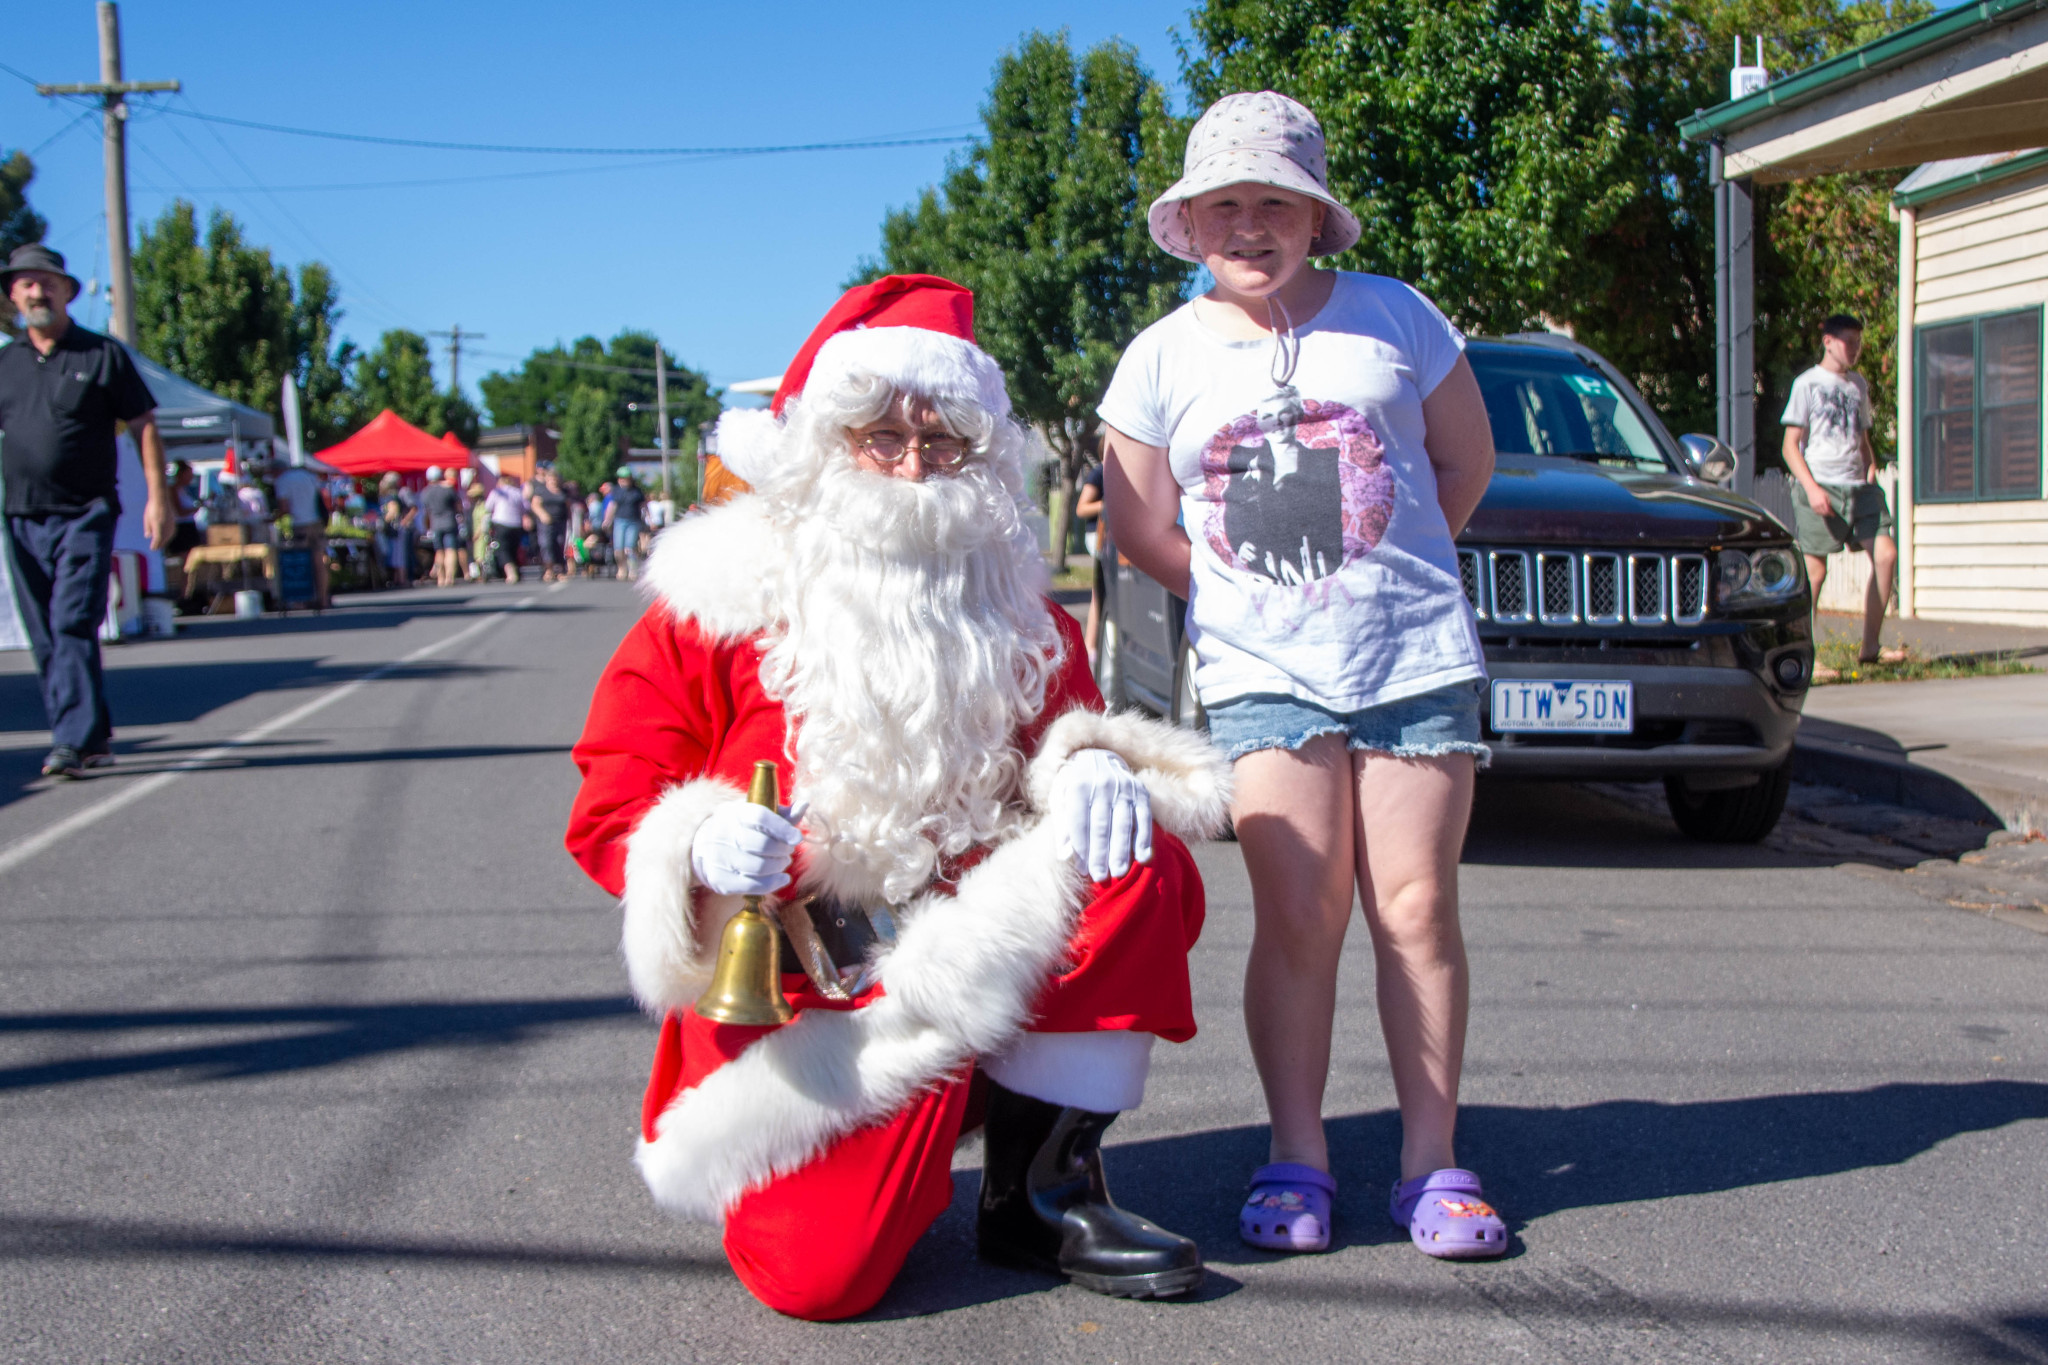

{"left": 0, "top": 244, "right": 170, "bottom": 779}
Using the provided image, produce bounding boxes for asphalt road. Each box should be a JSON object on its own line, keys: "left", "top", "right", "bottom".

{"left": 2, "top": 579, "right": 2044, "bottom": 1364}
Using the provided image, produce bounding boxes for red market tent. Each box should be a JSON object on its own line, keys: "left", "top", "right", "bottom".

{"left": 315, "top": 410, "right": 469, "bottom": 476}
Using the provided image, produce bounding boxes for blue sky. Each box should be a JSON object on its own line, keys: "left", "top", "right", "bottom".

{"left": 3, "top": 0, "right": 1197, "bottom": 408}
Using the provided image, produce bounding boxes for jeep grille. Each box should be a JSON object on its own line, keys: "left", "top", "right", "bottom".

{"left": 1461, "top": 547, "right": 1719, "bottom": 628}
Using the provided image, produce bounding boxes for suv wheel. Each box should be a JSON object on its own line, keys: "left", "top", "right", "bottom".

{"left": 1096, "top": 616, "right": 1125, "bottom": 708}
{"left": 1663, "top": 758, "right": 1792, "bottom": 843}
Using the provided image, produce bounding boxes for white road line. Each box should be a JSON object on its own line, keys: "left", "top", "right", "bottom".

{"left": 0, "top": 602, "right": 532, "bottom": 878}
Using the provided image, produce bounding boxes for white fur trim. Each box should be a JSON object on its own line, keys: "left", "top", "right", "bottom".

{"left": 620, "top": 777, "right": 748, "bottom": 1014}
{"left": 635, "top": 820, "right": 1083, "bottom": 1222}
{"left": 711, "top": 407, "right": 783, "bottom": 488}
{"left": 982, "top": 1030, "right": 1154, "bottom": 1112}
{"left": 804, "top": 327, "right": 1010, "bottom": 420}
{"left": 640, "top": 496, "right": 784, "bottom": 642}
{"left": 1026, "top": 709, "right": 1233, "bottom": 842}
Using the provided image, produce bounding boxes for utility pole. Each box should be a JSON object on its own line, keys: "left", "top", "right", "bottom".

{"left": 655, "top": 342, "right": 671, "bottom": 503}
{"left": 37, "top": 3, "right": 179, "bottom": 344}
{"left": 429, "top": 325, "right": 484, "bottom": 395}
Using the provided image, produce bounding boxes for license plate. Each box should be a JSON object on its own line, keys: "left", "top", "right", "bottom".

{"left": 1490, "top": 679, "right": 1634, "bottom": 733}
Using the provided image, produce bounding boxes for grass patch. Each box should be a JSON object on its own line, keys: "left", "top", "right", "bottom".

{"left": 1813, "top": 633, "right": 2044, "bottom": 684}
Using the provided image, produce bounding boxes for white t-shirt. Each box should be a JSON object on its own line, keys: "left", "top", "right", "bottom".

{"left": 272, "top": 466, "right": 322, "bottom": 524}
{"left": 1781, "top": 366, "right": 1872, "bottom": 486}
{"left": 1098, "top": 271, "right": 1485, "bottom": 713}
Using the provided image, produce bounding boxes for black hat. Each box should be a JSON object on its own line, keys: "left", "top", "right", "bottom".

{"left": 1, "top": 244, "right": 83, "bottom": 299}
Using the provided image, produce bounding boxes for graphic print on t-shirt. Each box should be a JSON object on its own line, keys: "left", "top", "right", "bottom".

{"left": 1805, "top": 381, "right": 1862, "bottom": 448}
{"left": 1198, "top": 391, "right": 1395, "bottom": 584}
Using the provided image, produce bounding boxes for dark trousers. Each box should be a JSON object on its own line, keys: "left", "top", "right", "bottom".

{"left": 6, "top": 500, "right": 116, "bottom": 753}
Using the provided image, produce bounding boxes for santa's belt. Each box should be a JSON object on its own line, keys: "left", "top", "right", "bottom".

{"left": 770, "top": 894, "right": 901, "bottom": 1001}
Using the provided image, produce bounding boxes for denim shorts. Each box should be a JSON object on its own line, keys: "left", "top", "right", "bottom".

{"left": 1205, "top": 680, "right": 1491, "bottom": 765}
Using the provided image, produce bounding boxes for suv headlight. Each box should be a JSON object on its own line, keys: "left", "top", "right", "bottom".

{"left": 1716, "top": 547, "right": 1802, "bottom": 607}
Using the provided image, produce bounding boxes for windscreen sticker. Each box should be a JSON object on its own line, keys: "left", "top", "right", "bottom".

{"left": 1565, "top": 374, "right": 1616, "bottom": 398}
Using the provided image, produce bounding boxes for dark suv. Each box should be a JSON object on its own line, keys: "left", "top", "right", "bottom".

{"left": 1094, "top": 333, "right": 1814, "bottom": 842}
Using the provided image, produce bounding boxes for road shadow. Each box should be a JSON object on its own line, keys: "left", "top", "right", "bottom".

{"left": 164, "top": 595, "right": 586, "bottom": 644}
{"left": 860, "top": 1078, "right": 2048, "bottom": 1319}
{"left": 1100, "top": 1081, "right": 2048, "bottom": 1265}
{"left": 1464, "top": 777, "right": 1989, "bottom": 871}
{"left": 0, "top": 996, "right": 639, "bottom": 1091}
{"left": 0, "top": 1212, "right": 730, "bottom": 1278}
{"left": 0, "top": 659, "right": 502, "bottom": 811}
{"left": 42, "top": 742, "right": 572, "bottom": 780}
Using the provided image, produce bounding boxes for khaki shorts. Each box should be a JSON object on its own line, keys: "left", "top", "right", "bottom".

{"left": 1792, "top": 481, "right": 1894, "bottom": 558}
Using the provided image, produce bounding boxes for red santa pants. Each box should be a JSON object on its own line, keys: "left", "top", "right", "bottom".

{"left": 643, "top": 833, "right": 1205, "bottom": 1321}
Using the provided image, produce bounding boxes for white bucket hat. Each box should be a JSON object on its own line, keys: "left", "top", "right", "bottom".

{"left": 1147, "top": 91, "right": 1362, "bottom": 264}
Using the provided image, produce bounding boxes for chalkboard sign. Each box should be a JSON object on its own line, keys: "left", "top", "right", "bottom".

{"left": 277, "top": 546, "right": 316, "bottom": 606}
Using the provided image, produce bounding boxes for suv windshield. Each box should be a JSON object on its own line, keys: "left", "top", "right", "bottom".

{"left": 1468, "top": 345, "right": 1673, "bottom": 473}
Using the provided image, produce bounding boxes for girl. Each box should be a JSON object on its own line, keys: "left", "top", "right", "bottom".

{"left": 1099, "top": 91, "right": 1504, "bottom": 1258}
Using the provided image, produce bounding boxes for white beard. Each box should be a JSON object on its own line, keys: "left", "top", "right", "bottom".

{"left": 757, "top": 455, "right": 1059, "bottom": 904}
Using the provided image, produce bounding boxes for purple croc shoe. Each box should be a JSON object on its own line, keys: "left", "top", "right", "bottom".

{"left": 1240, "top": 1163, "right": 1334, "bottom": 1252}
{"left": 1391, "top": 1168, "right": 1508, "bottom": 1259}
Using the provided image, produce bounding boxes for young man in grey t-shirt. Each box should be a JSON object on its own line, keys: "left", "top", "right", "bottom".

{"left": 1781, "top": 313, "right": 1900, "bottom": 669}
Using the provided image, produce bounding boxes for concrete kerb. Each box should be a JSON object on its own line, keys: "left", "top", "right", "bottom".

{"left": 1791, "top": 726, "right": 2009, "bottom": 827}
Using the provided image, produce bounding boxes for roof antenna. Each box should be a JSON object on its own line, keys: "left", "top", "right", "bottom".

{"left": 1732, "top": 36, "right": 1769, "bottom": 101}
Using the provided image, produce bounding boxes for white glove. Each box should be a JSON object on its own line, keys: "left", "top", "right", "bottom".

{"left": 1055, "top": 749, "right": 1153, "bottom": 883}
{"left": 689, "top": 801, "right": 804, "bottom": 897}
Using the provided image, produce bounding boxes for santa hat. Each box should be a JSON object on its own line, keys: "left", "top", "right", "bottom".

{"left": 714, "top": 274, "right": 1009, "bottom": 487}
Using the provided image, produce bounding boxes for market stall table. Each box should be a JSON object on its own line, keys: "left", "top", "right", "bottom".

{"left": 178, "top": 542, "right": 277, "bottom": 609}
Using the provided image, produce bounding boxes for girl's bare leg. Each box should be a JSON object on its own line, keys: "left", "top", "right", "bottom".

{"left": 1234, "top": 734, "right": 1356, "bottom": 1170}
{"left": 1353, "top": 751, "right": 1475, "bottom": 1182}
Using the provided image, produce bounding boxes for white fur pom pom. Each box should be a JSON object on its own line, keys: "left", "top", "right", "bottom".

{"left": 713, "top": 407, "right": 784, "bottom": 487}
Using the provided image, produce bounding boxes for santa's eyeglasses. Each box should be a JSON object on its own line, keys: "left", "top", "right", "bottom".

{"left": 852, "top": 429, "right": 970, "bottom": 469}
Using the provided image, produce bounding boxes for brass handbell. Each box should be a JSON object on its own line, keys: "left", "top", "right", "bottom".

{"left": 693, "top": 760, "right": 795, "bottom": 1026}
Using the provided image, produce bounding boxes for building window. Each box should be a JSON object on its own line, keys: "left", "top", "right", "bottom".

{"left": 1918, "top": 306, "right": 2042, "bottom": 502}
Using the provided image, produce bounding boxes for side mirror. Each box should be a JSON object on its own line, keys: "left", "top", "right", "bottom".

{"left": 1679, "top": 434, "right": 1737, "bottom": 487}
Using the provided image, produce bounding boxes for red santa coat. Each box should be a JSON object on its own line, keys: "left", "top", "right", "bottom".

{"left": 564, "top": 497, "right": 1233, "bottom": 1233}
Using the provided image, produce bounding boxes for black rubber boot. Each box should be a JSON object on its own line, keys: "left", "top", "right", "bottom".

{"left": 976, "top": 1078, "right": 1203, "bottom": 1299}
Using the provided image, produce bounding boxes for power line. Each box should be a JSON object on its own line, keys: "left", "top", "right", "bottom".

{"left": 25, "top": 106, "right": 99, "bottom": 158}
{"left": 154, "top": 104, "right": 978, "bottom": 158}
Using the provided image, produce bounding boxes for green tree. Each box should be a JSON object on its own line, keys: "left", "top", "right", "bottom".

{"left": 0, "top": 150, "right": 47, "bottom": 342}
{"left": 291, "top": 261, "right": 359, "bottom": 449}
{"left": 1562, "top": 0, "right": 1926, "bottom": 451}
{"left": 857, "top": 31, "right": 1190, "bottom": 558}
{"left": 1186, "top": 0, "right": 1630, "bottom": 335}
{"left": 1183, "top": 0, "right": 1929, "bottom": 457}
{"left": 133, "top": 200, "right": 295, "bottom": 413}
{"left": 354, "top": 329, "right": 480, "bottom": 444}
{"left": 555, "top": 383, "right": 623, "bottom": 492}
{"left": 0, "top": 150, "right": 46, "bottom": 261}
{"left": 479, "top": 330, "right": 721, "bottom": 459}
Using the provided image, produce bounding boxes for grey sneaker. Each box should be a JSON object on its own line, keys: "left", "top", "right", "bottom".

{"left": 41, "top": 746, "right": 83, "bottom": 779}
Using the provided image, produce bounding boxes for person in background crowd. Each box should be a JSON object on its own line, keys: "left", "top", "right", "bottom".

{"left": 0, "top": 243, "right": 169, "bottom": 780}
{"left": 375, "top": 484, "right": 415, "bottom": 589}
{"left": 167, "top": 461, "right": 203, "bottom": 556}
{"left": 1782, "top": 313, "right": 1903, "bottom": 677}
{"left": 484, "top": 470, "right": 528, "bottom": 583}
{"left": 467, "top": 476, "right": 489, "bottom": 580}
{"left": 604, "top": 468, "right": 648, "bottom": 581}
{"left": 530, "top": 467, "right": 569, "bottom": 583}
{"left": 271, "top": 458, "right": 329, "bottom": 602}
{"left": 272, "top": 460, "right": 322, "bottom": 527}
{"left": 234, "top": 471, "right": 271, "bottom": 525}
{"left": 1075, "top": 459, "right": 1106, "bottom": 660}
{"left": 1101, "top": 92, "right": 1504, "bottom": 1259}
{"left": 420, "top": 464, "right": 463, "bottom": 588}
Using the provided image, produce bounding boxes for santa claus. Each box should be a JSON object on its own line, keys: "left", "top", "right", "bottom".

{"left": 565, "top": 275, "right": 1231, "bottom": 1321}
